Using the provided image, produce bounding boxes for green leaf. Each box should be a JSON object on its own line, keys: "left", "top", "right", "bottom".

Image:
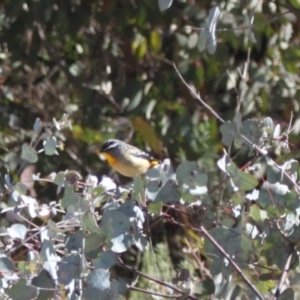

{"left": 233, "top": 169, "right": 259, "bottom": 191}
{"left": 146, "top": 180, "right": 161, "bottom": 201}
{"left": 158, "top": 0, "right": 173, "bottom": 12}
{"left": 61, "top": 185, "right": 89, "bottom": 211}
{"left": 154, "top": 179, "right": 181, "bottom": 203}
{"left": 219, "top": 121, "right": 237, "bottom": 147}
{"left": 133, "top": 175, "right": 144, "bottom": 203}
{"left": 82, "top": 212, "right": 99, "bottom": 233}
{"left": 126, "top": 89, "right": 143, "bottom": 111}
{"left": 0, "top": 257, "right": 15, "bottom": 276}
{"left": 87, "top": 268, "right": 110, "bottom": 290}
{"left": 258, "top": 182, "right": 290, "bottom": 208}
{"left": 32, "top": 270, "right": 55, "bottom": 300}
{"left": 148, "top": 202, "right": 163, "bottom": 215}
{"left": 198, "top": 28, "right": 208, "bottom": 52}
{"left": 57, "top": 254, "right": 81, "bottom": 285}
{"left": 14, "top": 183, "right": 28, "bottom": 195}
{"left": 261, "top": 231, "right": 290, "bottom": 269}
{"left": 249, "top": 204, "right": 262, "bottom": 222}
{"left": 193, "top": 276, "right": 215, "bottom": 296}
{"left": 285, "top": 190, "right": 300, "bottom": 211}
{"left": 7, "top": 278, "right": 38, "bottom": 300}
{"left": 44, "top": 137, "right": 57, "bottom": 155}
{"left": 21, "top": 144, "right": 38, "bottom": 163}
{"left": 94, "top": 251, "right": 116, "bottom": 269}
{"left": 7, "top": 224, "right": 27, "bottom": 240}
{"left": 234, "top": 119, "right": 266, "bottom": 149}
{"left": 91, "top": 186, "right": 105, "bottom": 198}
{"left": 266, "top": 206, "right": 278, "bottom": 218}
{"left": 256, "top": 280, "right": 276, "bottom": 294}
{"left": 101, "top": 208, "right": 134, "bottom": 253}
{"left": 85, "top": 232, "right": 106, "bottom": 252}
{"left": 54, "top": 172, "right": 65, "bottom": 185}
{"left": 219, "top": 154, "right": 258, "bottom": 191}
{"left": 65, "top": 231, "right": 84, "bottom": 252}
{"left": 188, "top": 32, "right": 199, "bottom": 49}
{"left": 205, "top": 227, "right": 253, "bottom": 270}
{"left": 150, "top": 29, "right": 161, "bottom": 52}
{"left": 278, "top": 288, "right": 294, "bottom": 300}
{"left": 33, "top": 117, "right": 43, "bottom": 134}
{"left": 47, "top": 219, "right": 64, "bottom": 233}
{"left": 176, "top": 161, "right": 208, "bottom": 188}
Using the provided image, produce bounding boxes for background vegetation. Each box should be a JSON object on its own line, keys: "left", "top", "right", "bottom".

{"left": 1, "top": 0, "right": 300, "bottom": 299}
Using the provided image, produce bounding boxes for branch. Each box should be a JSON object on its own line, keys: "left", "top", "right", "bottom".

{"left": 274, "top": 246, "right": 295, "bottom": 298}
{"left": 129, "top": 286, "right": 183, "bottom": 299}
{"left": 117, "top": 261, "right": 199, "bottom": 300}
{"left": 163, "top": 211, "right": 265, "bottom": 300}
{"left": 199, "top": 225, "right": 264, "bottom": 300}
{"left": 173, "top": 63, "right": 225, "bottom": 124}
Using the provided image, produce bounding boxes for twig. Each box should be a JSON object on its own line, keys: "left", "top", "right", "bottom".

{"left": 174, "top": 56, "right": 299, "bottom": 300}
{"left": 129, "top": 286, "right": 183, "bottom": 299}
{"left": 173, "top": 63, "right": 225, "bottom": 124}
{"left": 274, "top": 247, "right": 294, "bottom": 298}
{"left": 232, "top": 47, "right": 251, "bottom": 115}
{"left": 5, "top": 227, "right": 47, "bottom": 255}
{"left": 199, "top": 225, "right": 264, "bottom": 300}
{"left": 117, "top": 261, "right": 199, "bottom": 300}
{"left": 239, "top": 132, "right": 300, "bottom": 193}
{"left": 163, "top": 211, "right": 264, "bottom": 300}
{"left": 184, "top": 238, "right": 211, "bottom": 279}
{"left": 287, "top": 111, "right": 295, "bottom": 134}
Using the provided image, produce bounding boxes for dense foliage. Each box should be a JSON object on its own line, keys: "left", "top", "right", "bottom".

{"left": 1, "top": 0, "right": 300, "bottom": 299}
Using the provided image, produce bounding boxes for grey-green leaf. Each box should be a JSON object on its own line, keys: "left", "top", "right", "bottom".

{"left": 158, "top": 0, "right": 173, "bottom": 12}
{"left": 44, "top": 137, "right": 57, "bottom": 155}
{"left": 7, "top": 278, "right": 38, "bottom": 300}
{"left": 21, "top": 144, "right": 38, "bottom": 163}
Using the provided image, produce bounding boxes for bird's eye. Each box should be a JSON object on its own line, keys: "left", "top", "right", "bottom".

{"left": 102, "top": 139, "right": 117, "bottom": 151}
{"left": 107, "top": 140, "right": 117, "bottom": 147}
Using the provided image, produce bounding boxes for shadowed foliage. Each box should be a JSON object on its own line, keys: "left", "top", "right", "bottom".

{"left": 1, "top": 0, "right": 300, "bottom": 299}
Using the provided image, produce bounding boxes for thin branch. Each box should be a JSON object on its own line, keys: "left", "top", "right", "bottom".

{"left": 287, "top": 111, "right": 295, "bottom": 134}
{"left": 163, "top": 211, "right": 264, "bottom": 300}
{"left": 274, "top": 247, "right": 294, "bottom": 298}
{"left": 239, "top": 132, "right": 300, "bottom": 193}
{"left": 117, "top": 261, "right": 199, "bottom": 300}
{"left": 198, "top": 225, "right": 264, "bottom": 300}
{"left": 184, "top": 238, "right": 211, "bottom": 279}
{"left": 129, "top": 286, "right": 183, "bottom": 299}
{"left": 5, "top": 227, "right": 47, "bottom": 255}
{"left": 173, "top": 63, "right": 225, "bottom": 124}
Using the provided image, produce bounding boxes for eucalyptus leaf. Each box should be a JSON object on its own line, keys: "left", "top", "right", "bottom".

{"left": 87, "top": 268, "right": 110, "bottom": 290}
{"left": 154, "top": 179, "right": 181, "bottom": 203}
{"left": 7, "top": 278, "right": 38, "bottom": 300}
{"left": 82, "top": 212, "right": 99, "bottom": 233}
{"left": 7, "top": 224, "right": 27, "bottom": 240}
{"left": 93, "top": 251, "right": 116, "bottom": 269}
{"left": 85, "top": 232, "right": 106, "bottom": 252}
{"left": 32, "top": 270, "right": 55, "bottom": 300}
{"left": 33, "top": 117, "right": 43, "bottom": 134}
{"left": 158, "top": 0, "right": 173, "bottom": 12}
{"left": 57, "top": 254, "right": 81, "bottom": 285}
{"left": 21, "top": 144, "right": 38, "bottom": 163}
{"left": 44, "top": 137, "right": 57, "bottom": 155}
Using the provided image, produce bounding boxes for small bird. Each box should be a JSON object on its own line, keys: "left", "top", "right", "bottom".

{"left": 100, "top": 139, "right": 160, "bottom": 177}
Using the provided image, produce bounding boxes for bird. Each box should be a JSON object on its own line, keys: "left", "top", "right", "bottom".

{"left": 99, "top": 139, "right": 161, "bottom": 177}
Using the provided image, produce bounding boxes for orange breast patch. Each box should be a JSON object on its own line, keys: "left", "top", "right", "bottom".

{"left": 102, "top": 153, "right": 117, "bottom": 165}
